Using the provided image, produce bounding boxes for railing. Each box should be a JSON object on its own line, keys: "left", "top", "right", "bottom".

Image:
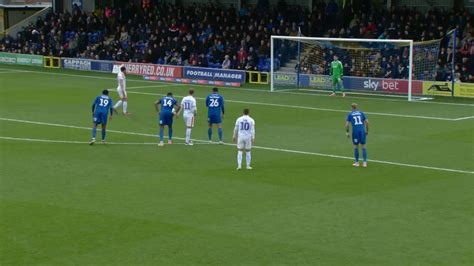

{"left": 0, "top": 0, "right": 52, "bottom": 7}
{"left": 247, "top": 71, "right": 269, "bottom": 85}
{"left": 44, "top": 56, "right": 60, "bottom": 68}
{"left": 5, "top": 7, "right": 51, "bottom": 37}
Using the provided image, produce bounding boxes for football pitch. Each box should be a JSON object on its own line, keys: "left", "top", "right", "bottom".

{"left": 1, "top": 65, "right": 473, "bottom": 265}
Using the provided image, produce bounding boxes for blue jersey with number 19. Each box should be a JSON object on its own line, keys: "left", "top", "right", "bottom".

{"left": 92, "top": 95, "right": 113, "bottom": 125}
{"left": 347, "top": 110, "right": 367, "bottom": 132}
{"left": 93, "top": 95, "right": 113, "bottom": 115}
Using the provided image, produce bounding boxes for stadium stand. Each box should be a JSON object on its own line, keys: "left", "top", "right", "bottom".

{"left": 0, "top": 1, "right": 472, "bottom": 82}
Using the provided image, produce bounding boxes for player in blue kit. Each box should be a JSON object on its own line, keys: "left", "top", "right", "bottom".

{"left": 345, "top": 103, "right": 369, "bottom": 167}
{"left": 90, "top": 89, "right": 113, "bottom": 145}
{"left": 155, "top": 92, "right": 180, "bottom": 146}
{"left": 206, "top": 87, "right": 225, "bottom": 144}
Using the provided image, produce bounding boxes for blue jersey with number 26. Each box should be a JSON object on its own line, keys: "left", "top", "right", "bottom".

{"left": 347, "top": 110, "right": 367, "bottom": 132}
{"left": 160, "top": 96, "right": 177, "bottom": 113}
{"left": 206, "top": 93, "right": 224, "bottom": 116}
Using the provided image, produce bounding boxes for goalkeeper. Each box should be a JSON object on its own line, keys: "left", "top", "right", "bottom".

{"left": 329, "top": 54, "right": 346, "bottom": 97}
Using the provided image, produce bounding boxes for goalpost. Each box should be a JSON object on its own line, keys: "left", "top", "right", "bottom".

{"left": 270, "top": 36, "right": 442, "bottom": 101}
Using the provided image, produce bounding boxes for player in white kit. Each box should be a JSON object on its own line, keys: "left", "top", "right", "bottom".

{"left": 232, "top": 108, "right": 255, "bottom": 170}
{"left": 113, "top": 65, "right": 130, "bottom": 115}
{"left": 177, "top": 89, "right": 197, "bottom": 145}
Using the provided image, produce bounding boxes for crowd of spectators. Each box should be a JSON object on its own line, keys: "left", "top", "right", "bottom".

{"left": 0, "top": 0, "right": 472, "bottom": 82}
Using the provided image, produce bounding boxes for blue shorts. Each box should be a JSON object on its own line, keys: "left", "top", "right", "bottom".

{"left": 352, "top": 130, "right": 366, "bottom": 145}
{"left": 93, "top": 112, "right": 108, "bottom": 125}
{"left": 159, "top": 112, "right": 174, "bottom": 126}
{"left": 208, "top": 114, "right": 222, "bottom": 124}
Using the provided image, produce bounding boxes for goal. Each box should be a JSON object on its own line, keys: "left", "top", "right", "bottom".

{"left": 270, "top": 36, "right": 442, "bottom": 101}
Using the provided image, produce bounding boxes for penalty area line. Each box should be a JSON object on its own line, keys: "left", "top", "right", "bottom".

{"left": 0, "top": 136, "right": 212, "bottom": 145}
{"left": 127, "top": 90, "right": 462, "bottom": 121}
{"left": 452, "top": 116, "right": 474, "bottom": 121}
{"left": 0, "top": 117, "right": 473, "bottom": 175}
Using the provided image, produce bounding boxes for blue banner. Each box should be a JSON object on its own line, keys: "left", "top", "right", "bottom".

{"left": 183, "top": 67, "right": 245, "bottom": 83}
{"left": 61, "top": 58, "right": 113, "bottom": 72}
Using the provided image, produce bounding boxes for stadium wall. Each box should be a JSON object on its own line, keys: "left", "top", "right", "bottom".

{"left": 0, "top": 52, "right": 43, "bottom": 66}
{"left": 0, "top": 52, "right": 472, "bottom": 96}
{"left": 59, "top": 57, "right": 246, "bottom": 87}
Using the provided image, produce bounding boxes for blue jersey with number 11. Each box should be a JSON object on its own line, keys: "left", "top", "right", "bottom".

{"left": 347, "top": 110, "right": 367, "bottom": 132}
{"left": 160, "top": 96, "right": 177, "bottom": 113}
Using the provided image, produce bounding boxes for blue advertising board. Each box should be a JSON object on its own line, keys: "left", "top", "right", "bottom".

{"left": 183, "top": 67, "right": 245, "bottom": 83}
{"left": 61, "top": 58, "right": 113, "bottom": 72}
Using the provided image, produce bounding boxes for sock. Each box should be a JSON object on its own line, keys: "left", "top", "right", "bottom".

{"left": 332, "top": 83, "right": 336, "bottom": 93}
{"left": 362, "top": 148, "right": 367, "bottom": 162}
{"left": 208, "top": 128, "right": 212, "bottom": 140}
{"left": 123, "top": 101, "right": 128, "bottom": 113}
{"left": 168, "top": 126, "right": 173, "bottom": 140}
{"left": 101, "top": 129, "right": 106, "bottom": 141}
{"left": 92, "top": 126, "right": 97, "bottom": 139}
{"left": 114, "top": 100, "right": 122, "bottom": 109}
{"left": 237, "top": 151, "right": 243, "bottom": 168}
{"left": 354, "top": 148, "right": 359, "bottom": 162}
{"left": 246, "top": 151, "right": 251, "bottom": 167}
{"left": 218, "top": 128, "right": 223, "bottom": 141}
{"left": 339, "top": 80, "right": 345, "bottom": 92}
{"left": 186, "top": 128, "right": 191, "bottom": 143}
{"left": 159, "top": 127, "right": 164, "bottom": 141}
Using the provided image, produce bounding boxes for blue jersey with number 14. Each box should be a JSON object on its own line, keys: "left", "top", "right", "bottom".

{"left": 160, "top": 96, "right": 177, "bottom": 113}
{"left": 347, "top": 110, "right": 367, "bottom": 132}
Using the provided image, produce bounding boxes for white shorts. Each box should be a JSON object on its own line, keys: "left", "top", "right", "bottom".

{"left": 117, "top": 86, "right": 127, "bottom": 98}
{"left": 183, "top": 114, "right": 195, "bottom": 127}
{"left": 237, "top": 136, "right": 252, "bottom": 150}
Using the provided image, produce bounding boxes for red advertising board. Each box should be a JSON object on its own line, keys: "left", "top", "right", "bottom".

{"left": 378, "top": 79, "right": 423, "bottom": 95}
{"left": 113, "top": 62, "right": 182, "bottom": 78}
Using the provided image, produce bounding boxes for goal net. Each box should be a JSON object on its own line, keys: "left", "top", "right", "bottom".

{"left": 270, "top": 36, "right": 442, "bottom": 101}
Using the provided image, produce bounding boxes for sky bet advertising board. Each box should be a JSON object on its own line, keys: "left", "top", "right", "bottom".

{"left": 273, "top": 72, "right": 422, "bottom": 94}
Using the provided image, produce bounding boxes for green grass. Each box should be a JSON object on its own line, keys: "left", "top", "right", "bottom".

{"left": 0, "top": 65, "right": 473, "bottom": 265}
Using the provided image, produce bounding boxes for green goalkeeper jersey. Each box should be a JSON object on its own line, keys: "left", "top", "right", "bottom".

{"left": 330, "top": 60, "right": 343, "bottom": 78}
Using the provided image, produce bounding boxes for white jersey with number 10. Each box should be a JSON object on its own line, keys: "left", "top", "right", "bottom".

{"left": 235, "top": 115, "right": 255, "bottom": 139}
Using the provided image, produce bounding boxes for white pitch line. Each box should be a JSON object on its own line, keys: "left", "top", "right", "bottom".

{"left": 0, "top": 136, "right": 211, "bottom": 145}
{"left": 452, "top": 116, "right": 474, "bottom": 121}
{"left": 0, "top": 70, "right": 30, "bottom": 74}
{"left": 126, "top": 84, "right": 174, "bottom": 90}
{"left": 127, "top": 90, "right": 465, "bottom": 121}
{"left": 1, "top": 67, "right": 473, "bottom": 107}
{"left": 0, "top": 117, "right": 472, "bottom": 175}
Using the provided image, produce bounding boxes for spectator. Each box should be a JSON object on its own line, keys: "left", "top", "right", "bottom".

{"left": 222, "top": 55, "right": 231, "bottom": 69}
